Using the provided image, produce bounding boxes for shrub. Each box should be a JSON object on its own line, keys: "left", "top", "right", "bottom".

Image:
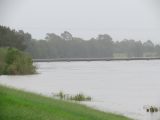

{"left": 0, "top": 47, "right": 36, "bottom": 75}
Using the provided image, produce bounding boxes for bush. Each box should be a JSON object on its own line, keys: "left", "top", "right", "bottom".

{"left": 0, "top": 47, "right": 36, "bottom": 75}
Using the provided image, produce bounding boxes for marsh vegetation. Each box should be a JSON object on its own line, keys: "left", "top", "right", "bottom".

{"left": 53, "top": 91, "right": 92, "bottom": 101}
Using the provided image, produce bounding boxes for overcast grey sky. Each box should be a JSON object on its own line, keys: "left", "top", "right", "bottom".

{"left": 0, "top": 0, "right": 160, "bottom": 43}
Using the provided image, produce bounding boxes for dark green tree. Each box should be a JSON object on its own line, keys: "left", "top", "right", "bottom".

{"left": 0, "top": 26, "right": 30, "bottom": 50}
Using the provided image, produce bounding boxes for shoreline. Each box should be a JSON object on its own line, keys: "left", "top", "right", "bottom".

{"left": 0, "top": 84, "right": 132, "bottom": 120}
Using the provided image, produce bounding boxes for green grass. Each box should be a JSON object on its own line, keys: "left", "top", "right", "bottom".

{"left": 0, "top": 85, "right": 131, "bottom": 120}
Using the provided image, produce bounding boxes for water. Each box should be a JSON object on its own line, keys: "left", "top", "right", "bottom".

{"left": 0, "top": 60, "right": 160, "bottom": 120}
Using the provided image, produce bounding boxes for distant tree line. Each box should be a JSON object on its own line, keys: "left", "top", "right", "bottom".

{"left": 1, "top": 25, "right": 160, "bottom": 59}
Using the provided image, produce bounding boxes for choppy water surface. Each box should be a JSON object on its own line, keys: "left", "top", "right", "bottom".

{"left": 1, "top": 61, "right": 160, "bottom": 120}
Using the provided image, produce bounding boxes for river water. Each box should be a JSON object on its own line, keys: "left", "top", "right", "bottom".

{"left": 0, "top": 61, "right": 160, "bottom": 120}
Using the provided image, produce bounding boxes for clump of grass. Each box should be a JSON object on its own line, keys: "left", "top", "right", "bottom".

{"left": 70, "top": 93, "right": 92, "bottom": 101}
{"left": 53, "top": 91, "right": 92, "bottom": 101}
{"left": 53, "top": 91, "right": 66, "bottom": 99}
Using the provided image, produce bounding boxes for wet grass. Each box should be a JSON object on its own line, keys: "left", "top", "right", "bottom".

{"left": 0, "top": 85, "right": 131, "bottom": 120}
{"left": 53, "top": 91, "right": 92, "bottom": 101}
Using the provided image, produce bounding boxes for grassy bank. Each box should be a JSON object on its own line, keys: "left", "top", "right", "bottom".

{"left": 0, "top": 85, "right": 131, "bottom": 120}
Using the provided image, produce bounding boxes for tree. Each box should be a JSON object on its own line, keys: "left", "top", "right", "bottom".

{"left": 61, "top": 31, "right": 73, "bottom": 41}
{"left": 0, "top": 26, "right": 28, "bottom": 50}
{"left": 96, "top": 34, "right": 114, "bottom": 57}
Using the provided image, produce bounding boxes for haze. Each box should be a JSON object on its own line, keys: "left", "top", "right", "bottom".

{"left": 0, "top": 0, "right": 160, "bottom": 43}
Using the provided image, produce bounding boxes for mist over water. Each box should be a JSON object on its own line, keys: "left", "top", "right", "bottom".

{"left": 0, "top": 60, "right": 160, "bottom": 120}
{"left": 0, "top": 1, "right": 160, "bottom": 119}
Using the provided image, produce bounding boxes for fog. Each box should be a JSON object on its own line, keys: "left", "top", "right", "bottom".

{"left": 0, "top": 0, "right": 160, "bottom": 43}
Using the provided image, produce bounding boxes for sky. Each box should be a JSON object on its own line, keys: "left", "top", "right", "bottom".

{"left": 0, "top": 0, "right": 160, "bottom": 43}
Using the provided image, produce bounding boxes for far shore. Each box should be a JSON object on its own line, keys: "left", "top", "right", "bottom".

{"left": 33, "top": 57, "right": 160, "bottom": 62}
